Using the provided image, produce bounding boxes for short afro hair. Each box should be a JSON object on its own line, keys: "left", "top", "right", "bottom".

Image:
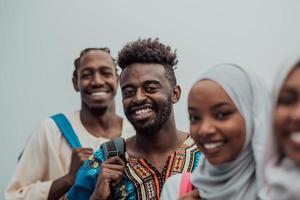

{"left": 117, "top": 38, "right": 178, "bottom": 86}
{"left": 73, "top": 47, "right": 116, "bottom": 78}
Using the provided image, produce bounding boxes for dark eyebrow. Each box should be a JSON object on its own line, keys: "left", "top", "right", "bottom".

{"left": 188, "top": 107, "right": 197, "bottom": 112}
{"left": 121, "top": 80, "right": 161, "bottom": 91}
{"left": 143, "top": 80, "right": 161, "bottom": 86}
{"left": 212, "top": 102, "right": 232, "bottom": 110}
{"left": 188, "top": 102, "right": 231, "bottom": 112}
{"left": 79, "top": 67, "right": 93, "bottom": 73}
{"left": 121, "top": 84, "right": 134, "bottom": 91}
{"left": 281, "top": 87, "right": 297, "bottom": 93}
{"left": 99, "top": 66, "right": 114, "bottom": 71}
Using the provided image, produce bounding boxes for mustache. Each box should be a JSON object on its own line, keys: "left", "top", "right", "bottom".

{"left": 126, "top": 102, "right": 157, "bottom": 114}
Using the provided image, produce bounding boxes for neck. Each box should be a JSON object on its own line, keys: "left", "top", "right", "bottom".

{"left": 135, "top": 114, "right": 183, "bottom": 154}
{"left": 80, "top": 102, "right": 122, "bottom": 138}
{"left": 127, "top": 114, "right": 188, "bottom": 173}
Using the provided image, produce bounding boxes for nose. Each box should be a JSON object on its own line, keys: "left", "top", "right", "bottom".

{"left": 291, "top": 101, "right": 300, "bottom": 122}
{"left": 91, "top": 72, "right": 104, "bottom": 86}
{"left": 132, "top": 88, "right": 147, "bottom": 104}
{"left": 196, "top": 117, "right": 216, "bottom": 138}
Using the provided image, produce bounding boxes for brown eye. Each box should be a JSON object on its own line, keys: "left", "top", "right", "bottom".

{"left": 189, "top": 115, "right": 201, "bottom": 124}
{"left": 80, "top": 72, "right": 91, "bottom": 79}
{"left": 122, "top": 88, "right": 136, "bottom": 98}
{"left": 101, "top": 70, "right": 114, "bottom": 78}
{"left": 144, "top": 86, "right": 156, "bottom": 93}
{"left": 144, "top": 83, "right": 159, "bottom": 93}
{"left": 278, "top": 91, "right": 297, "bottom": 106}
{"left": 215, "top": 110, "right": 233, "bottom": 120}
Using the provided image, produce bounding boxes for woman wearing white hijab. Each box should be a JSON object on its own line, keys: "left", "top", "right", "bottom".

{"left": 160, "top": 64, "right": 270, "bottom": 200}
{"left": 263, "top": 57, "right": 300, "bottom": 200}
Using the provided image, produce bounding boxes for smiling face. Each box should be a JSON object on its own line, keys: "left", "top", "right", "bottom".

{"left": 274, "top": 66, "right": 300, "bottom": 165}
{"left": 188, "top": 80, "right": 246, "bottom": 165}
{"left": 73, "top": 50, "right": 118, "bottom": 111}
{"left": 120, "top": 63, "right": 180, "bottom": 134}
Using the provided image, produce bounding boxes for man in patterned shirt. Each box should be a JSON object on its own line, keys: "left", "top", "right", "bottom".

{"left": 67, "top": 38, "right": 201, "bottom": 200}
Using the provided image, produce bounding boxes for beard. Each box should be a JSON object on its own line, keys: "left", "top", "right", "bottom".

{"left": 125, "top": 96, "right": 172, "bottom": 135}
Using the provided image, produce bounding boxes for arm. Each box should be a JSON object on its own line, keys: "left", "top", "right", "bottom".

{"left": 47, "top": 148, "right": 93, "bottom": 200}
{"left": 5, "top": 120, "right": 55, "bottom": 200}
{"left": 5, "top": 119, "right": 93, "bottom": 200}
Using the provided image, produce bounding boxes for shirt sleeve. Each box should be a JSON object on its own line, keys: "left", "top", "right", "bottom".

{"left": 5, "top": 119, "right": 56, "bottom": 200}
{"left": 67, "top": 148, "right": 104, "bottom": 200}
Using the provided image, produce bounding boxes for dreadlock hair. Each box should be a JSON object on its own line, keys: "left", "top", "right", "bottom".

{"left": 117, "top": 38, "right": 178, "bottom": 86}
{"left": 73, "top": 47, "right": 116, "bottom": 78}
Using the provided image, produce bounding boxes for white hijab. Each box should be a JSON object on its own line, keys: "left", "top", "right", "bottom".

{"left": 264, "top": 56, "right": 300, "bottom": 200}
{"left": 190, "top": 63, "right": 270, "bottom": 200}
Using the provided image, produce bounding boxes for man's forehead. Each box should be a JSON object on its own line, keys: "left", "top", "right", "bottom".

{"left": 120, "top": 63, "right": 166, "bottom": 84}
{"left": 80, "top": 50, "right": 114, "bottom": 65}
{"left": 121, "top": 63, "right": 165, "bottom": 76}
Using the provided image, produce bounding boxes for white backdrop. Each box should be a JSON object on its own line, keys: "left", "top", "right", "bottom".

{"left": 1, "top": 0, "right": 300, "bottom": 198}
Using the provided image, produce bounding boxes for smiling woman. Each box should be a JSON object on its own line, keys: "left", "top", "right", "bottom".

{"left": 188, "top": 79, "right": 246, "bottom": 165}
{"left": 264, "top": 57, "right": 300, "bottom": 200}
{"left": 161, "top": 63, "right": 270, "bottom": 200}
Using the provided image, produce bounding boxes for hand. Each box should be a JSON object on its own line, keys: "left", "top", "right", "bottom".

{"left": 178, "top": 189, "right": 201, "bottom": 200}
{"left": 90, "top": 156, "right": 125, "bottom": 200}
{"left": 68, "top": 147, "right": 94, "bottom": 178}
{"left": 48, "top": 148, "right": 93, "bottom": 200}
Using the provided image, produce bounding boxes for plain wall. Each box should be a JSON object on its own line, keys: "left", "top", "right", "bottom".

{"left": 1, "top": 0, "right": 300, "bottom": 198}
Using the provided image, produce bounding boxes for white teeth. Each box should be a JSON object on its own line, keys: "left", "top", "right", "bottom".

{"left": 204, "top": 142, "right": 224, "bottom": 150}
{"left": 91, "top": 92, "right": 106, "bottom": 96}
{"left": 290, "top": 132, "right": 300, "bottom": 143}
{"left": 135, "top": 108, "right": 152, "bottom": 115}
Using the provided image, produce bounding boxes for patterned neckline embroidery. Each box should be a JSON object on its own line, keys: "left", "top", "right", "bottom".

{"left": 124, "top": 136, "right": 197, "bottom": 199}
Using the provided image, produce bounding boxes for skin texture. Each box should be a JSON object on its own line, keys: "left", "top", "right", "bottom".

{"left": 91, "top": 63, "right": 186, "bottom": 199}
{"left": 47, "top": 148, "right": 93, "bottom": 200}
{"left": 120, "top": 63, "right": 174, "bottom": 135}
{"left": 73, "top": 50, "right": 118, "bottom": 111}
{"left": 48, "top": 50, "right": 122, "bottom": 200}
{"left": 275, "top": 66, "right": 300, "bottom": 166}
{"left": 90, "top": 156, "right": 125, "bottom": 200}
{"left": 188, "top": 80, "right": 246, "bottom": 165}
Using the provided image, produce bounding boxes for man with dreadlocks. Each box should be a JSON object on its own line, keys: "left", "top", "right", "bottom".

{"left": 67, "top": 38, "right": 201, "bottom": 200}
{"left": 5, "top": 48, "right": 135, "bottom": 200}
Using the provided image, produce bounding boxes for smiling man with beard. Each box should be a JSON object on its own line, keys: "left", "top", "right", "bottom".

{"left": 5, "top": 48, "right": 135, "bottom": 200}
{"left": 67, "top": 38, "right": 201, "bottom": 200}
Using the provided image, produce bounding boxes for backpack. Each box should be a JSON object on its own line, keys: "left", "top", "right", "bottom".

{"left": 101, "top": 137, "right": 126, "bottom": 161}
{"left": 18, "top": 113, "right": 125, "bottom": 161}
{"left": 52, "top": 113, "right": 125, "bottom": 161}
{"left": 17, "top": 113, "right": 81, "bottom": 161}
{"left": 51, "top": 113, "right": 82, "bottom": 148}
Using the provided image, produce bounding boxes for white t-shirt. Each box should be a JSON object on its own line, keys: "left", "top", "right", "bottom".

{"left": 5, "top": 111, "right": 135, "bottom": 200}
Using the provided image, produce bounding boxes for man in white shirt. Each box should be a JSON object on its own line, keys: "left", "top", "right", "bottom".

{"left": 5, "top": 48, "right": 135, "bottom": 200}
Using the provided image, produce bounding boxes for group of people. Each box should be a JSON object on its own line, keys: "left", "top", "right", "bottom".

{"left": 4, "top": 38, "right": 300, "bottom": 200}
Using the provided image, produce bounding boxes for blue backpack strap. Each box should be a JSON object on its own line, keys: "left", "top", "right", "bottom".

{"left": 51, "top": 113, "right": 82, "bottom": 148}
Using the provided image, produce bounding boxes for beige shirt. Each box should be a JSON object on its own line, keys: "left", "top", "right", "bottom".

{"left": 5, "top": 111, "right": 135, "bottom": 200}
